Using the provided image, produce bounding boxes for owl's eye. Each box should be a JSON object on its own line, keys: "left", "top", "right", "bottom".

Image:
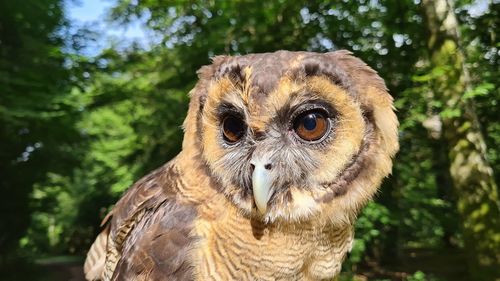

{"left": 293, "top": 110, "right": 329, "bottom": 141}
{"left": 222, "top": 115, "right": 246, "bottom": 143}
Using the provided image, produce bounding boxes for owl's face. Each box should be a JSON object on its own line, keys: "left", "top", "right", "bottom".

{"left": 185, "top": 51, "right": 398, "bottom": 224}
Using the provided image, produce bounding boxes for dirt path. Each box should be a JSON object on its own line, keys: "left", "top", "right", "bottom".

{"left": 35, "top": 257, "right": 85, "bottom": 281}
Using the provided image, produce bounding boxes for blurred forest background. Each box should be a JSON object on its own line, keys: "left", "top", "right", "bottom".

{"left": 1, "top": 0, "right": 499, "bottom": 280}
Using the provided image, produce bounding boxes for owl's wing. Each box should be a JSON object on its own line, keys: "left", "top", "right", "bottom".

{"left": 84, "top": 163, "right": 198, "bottom": 281}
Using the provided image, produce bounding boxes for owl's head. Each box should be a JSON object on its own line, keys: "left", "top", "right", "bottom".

{"left": 182, "top": 51, "right": 398, "bottom": 225}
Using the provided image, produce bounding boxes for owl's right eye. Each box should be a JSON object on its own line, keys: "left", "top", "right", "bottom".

{"left": 222, "top": 115, "right": 246, "bottom": 143}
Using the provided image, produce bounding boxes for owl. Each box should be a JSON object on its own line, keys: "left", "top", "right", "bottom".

{"left": 84, "top": 50, "right": 399, "bottom": 281}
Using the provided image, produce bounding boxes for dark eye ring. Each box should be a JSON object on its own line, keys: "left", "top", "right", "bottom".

{"left": 222, "top": 115, "right": 246, "bottom": 143}
{"left": 293, "top": 110, "right": 330, "bottom": 142}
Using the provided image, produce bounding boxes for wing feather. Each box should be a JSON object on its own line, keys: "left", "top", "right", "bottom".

{"left": 84, "top": 224, "right": 110, "bottom": 281}
{"left": 84, "top": 163, "right": 198, "bottom": 281}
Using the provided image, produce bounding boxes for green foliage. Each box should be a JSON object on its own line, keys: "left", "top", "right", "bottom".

{"left": 350, "top": 202, "right": 394, "bottom": 264}
{"left": 407, "top": 271, "right": 427, "bottom": 281}
{"left": 22, "top": 47, "right": 189, "bottom": 256}
{"left": 0, "top": 0, "right": 77, "bottom": 262}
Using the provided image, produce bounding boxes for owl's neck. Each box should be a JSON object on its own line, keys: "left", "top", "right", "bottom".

{"left": 169, "top": 148, "right": 223, "bottom": 204}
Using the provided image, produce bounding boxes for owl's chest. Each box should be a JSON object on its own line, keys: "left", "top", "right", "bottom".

{"left": 193, "top": 214, "right": 351, "bottom": 281}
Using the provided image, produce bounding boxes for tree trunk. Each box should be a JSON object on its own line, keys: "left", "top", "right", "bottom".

{"left": 422, "top": 0, "right": 500, "bottom": 280}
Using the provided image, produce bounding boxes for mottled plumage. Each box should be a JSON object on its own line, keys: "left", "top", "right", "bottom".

{"left": 84, "top": 50, "right": 399, "bottom": 281}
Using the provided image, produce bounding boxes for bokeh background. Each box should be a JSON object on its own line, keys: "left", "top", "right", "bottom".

{"left": 1, "top": 0, "right": 499, "bottom": 280}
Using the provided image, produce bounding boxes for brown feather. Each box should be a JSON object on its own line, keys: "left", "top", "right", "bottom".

{"left": 110, "top": 201, "right": 197, "bottom": 281}
{"left": 84, "top": 224, "right": 110, "bottom": 281}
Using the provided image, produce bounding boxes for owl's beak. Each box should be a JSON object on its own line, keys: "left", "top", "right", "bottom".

{"left": 251, "top": 159, "right": 273, "bottom": 214}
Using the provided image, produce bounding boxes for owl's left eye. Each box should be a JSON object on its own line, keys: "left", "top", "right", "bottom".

{"left": 293, "top": 110, "right": 330, "bottom": 142}
{"left": 222, "top": 115, "right": 246, "bottom": 143}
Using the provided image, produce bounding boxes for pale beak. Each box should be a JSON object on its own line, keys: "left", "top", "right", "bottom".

{"left": 251, "top": 159, "right": 273, "bottom": 214}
